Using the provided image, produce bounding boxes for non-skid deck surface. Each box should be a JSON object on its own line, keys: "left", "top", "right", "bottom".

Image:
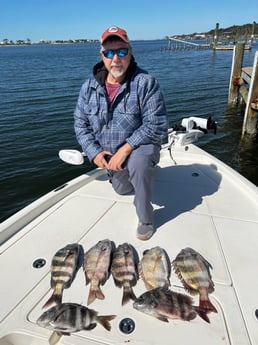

{"left": 1, "top": 146, "right": 258, "bottom": 345}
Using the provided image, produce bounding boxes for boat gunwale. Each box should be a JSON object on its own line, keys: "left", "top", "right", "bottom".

{"left": 1, "top": 143, "right": 257, "bottom": 248}
{"left": 0, "top": 168, "right": 104, "bottom": 248}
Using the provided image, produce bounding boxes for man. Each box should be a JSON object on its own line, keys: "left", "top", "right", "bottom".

{"left": 74, "top": 26, "right": 168, "bottom": 240}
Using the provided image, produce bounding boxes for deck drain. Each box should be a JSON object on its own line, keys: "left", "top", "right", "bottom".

{"left": 192, "top": 172, "right": 199, "bottom": 177}
{"left": 255, "top": 309, "right": 258, "bottom": 319}
{"left": 33, "top": 258, "right": 46, "bottom": 269}
{"left": 119, "top": 318, "right": 135, "bottom": 334}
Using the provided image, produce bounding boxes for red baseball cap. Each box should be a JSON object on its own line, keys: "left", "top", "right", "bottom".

{"left": 101, "top": 26, "right": 130, "bottom": 44}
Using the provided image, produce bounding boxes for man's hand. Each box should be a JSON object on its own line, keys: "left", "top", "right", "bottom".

{"left": 93, "top": 143, "right": 133, "bottom": 171}
{"left": 107, "top": 143, "right": 133, "bottom": 171}
{"left": 93, "top": 151, "right": 113, "bottom": 168}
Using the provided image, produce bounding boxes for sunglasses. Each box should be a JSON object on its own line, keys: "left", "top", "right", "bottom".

{"left": 102, "top": 48, "right": 129, "bottom": 59}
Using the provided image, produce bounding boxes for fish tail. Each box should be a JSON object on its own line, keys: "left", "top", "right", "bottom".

{"left": 97, "top": 315, "right": 116, "bottom": 331}
{"left": 48, "top": 331, "right": 63, "bottom": 345}
{"left": 95, "top": 287, "right": 105, "bottom": 300}
{"left": 195, "top": 307, "right": 210, "bottom": 323}
{"left": 122, "top": 286, "right": 136, "bottom": 306}
{"left": 42, "top": 292, "right": 62, "bottom": 309}
{"left": 199, "top": 298, "right": 218, "bottom": 313}
{"left": 87, "top": 286, "right": 105, "bottom": 305}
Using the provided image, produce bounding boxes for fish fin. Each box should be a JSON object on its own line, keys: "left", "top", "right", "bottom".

{"left": 77, "top": 244, "right": 85, "bottom": 269}
{"left": 87, "top": 286, "right": 105, "bottom": 305}
{"left": 138, "top": 262, "right": 143, "bottom": 279}
{"left": 84, "top": 273, "right": 90, "bottom": 286}
{"left": 95, "top": 287, "right": 105, "bottom": 300}
{"left": 42, "top": 292, "right": 62, "bottom": 309}
{"left": 157, "top": 315, "right": 169, "bottom": 322}
{"left": 87, "top": 289, "right": 96, "bottom": 306}
{"left": 48, "top": 331, "right": 63, "bottom": 345}
{"left": 100, "top": 272, "right": 109, "bottom": 286}
{"left": 84, "top": 323, "right": 97, "bottom": 330}
{"left": 199, "top": 298, "right": 218, "bottom": 313}
{"left": 172, "top": 262, "right": 193, "bottom": 292}
{"left": 184, "top": 286, "right": 199, "bottom": 296}
{"left": 145, "top": 282, "right": 155, "bottom": 290}
{"left": 122, "top": 286, "right": 136, "bottom": 306}
{"left": 142, "top": 279, "right": 155, "bottom": 290}
{"left": 195, "top": 307, "right": 210, "bottom": 323}
{"left": 163, "top": 281, "right": 170, "bottom": 290}
{"left": 97, "top": 315, "right": 116, "bottom": 331}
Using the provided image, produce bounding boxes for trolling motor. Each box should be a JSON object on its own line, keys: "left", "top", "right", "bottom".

{"left": 166, "top": 116, "right": 217, "bottom": 147}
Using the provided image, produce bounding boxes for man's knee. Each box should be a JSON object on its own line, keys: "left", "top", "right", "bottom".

{"left": 111, "top": 171, "right": 134, "bottom": 195}
{"left": 112, "top": 181, "right": 134, "bottom": 195}
{"left": 128, "top": 144, "right": 160, "bottom": 171}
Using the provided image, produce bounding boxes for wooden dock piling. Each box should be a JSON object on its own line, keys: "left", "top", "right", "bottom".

{"left": 228, "top": 43, "right": 258, "bottom": 138}
{"left": 242, "top": 50, "right": 258, "bottom": 137}
{"left": 213, "top": 23, "right": 219, "bottom": 48}
{"left": 228, "top": 42, "right": 245, "bottom": 104}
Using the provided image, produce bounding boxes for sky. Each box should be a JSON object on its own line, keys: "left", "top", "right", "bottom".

{"left": 1, "top": 0, "right": 258, "bottom": 43}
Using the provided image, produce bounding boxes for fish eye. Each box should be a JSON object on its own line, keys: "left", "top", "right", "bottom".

{"left": 137, "top": 296, "right": 145, "bottom": 304}
{"left": 150, "top": 300, "right": 157, "bottom": 308}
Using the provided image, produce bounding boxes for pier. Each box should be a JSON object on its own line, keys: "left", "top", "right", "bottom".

{"left": 167, "top": 22, "right": 256, "bottom": 52}
{"left": 228, "top": 42, "right": 258, "bottom": 138}
{"left": 213, "top": 22, "right": 255, "bottom": 51}
{"left": 167, "top": 37, "right": 211, "bottom": 50}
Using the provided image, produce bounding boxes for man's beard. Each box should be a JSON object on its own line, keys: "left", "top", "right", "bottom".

{"left": 110, "top": 65, "right": 125, "bottom": 79}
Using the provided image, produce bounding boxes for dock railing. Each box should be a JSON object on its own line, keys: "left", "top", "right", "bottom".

{"left": 167, "top": 37, "right": 211, "bottom": 50}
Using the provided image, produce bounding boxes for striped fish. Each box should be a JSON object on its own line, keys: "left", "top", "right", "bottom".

{"left": 83, "top": 239, "right": 113, "bottom": 305}
{"left": 133, "top": 287, "right": 209, "bottom": 323}
{"left": 111, "top": 243, "right": 138, "bottom": 305}
{"left": 139, "top": 246, "right": 171, "bottom": 290}
{"left": 42, "top": 243, "right": 84, "bottom": 308}
{"left": 172, "top": 247, "right": 217, "bottom": 313}
{"left": 37, "top": 303, "right": 116, "bottom": 345}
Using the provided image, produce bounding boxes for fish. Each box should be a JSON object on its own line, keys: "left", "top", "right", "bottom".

{"left": 138, "top": 246, "right": 171, "bottom": 290}
{"left": 111, "top": 242, "right": 138, "bottom": 305}
{"left": 172, "top": 247, "right": 217, "bottom": 313}
{"left": 42, "top": 243, "right": 84, "bottom": 308}
{"left": 133, "top": 287, "right": 209, "bottom": 323}
{"left": 37, "top": 303, "right": 116, "bottom": 345}
{"left": 83, "top": 239, "right": 113, "bottom": 305}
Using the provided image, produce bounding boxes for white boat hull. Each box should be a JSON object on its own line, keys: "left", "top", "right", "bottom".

{"left": 1, "top": 143, "right": 258, "bottom": 345}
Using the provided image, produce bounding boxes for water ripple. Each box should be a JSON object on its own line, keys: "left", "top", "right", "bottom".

{"left": 0, "top": 41, "right": 257, "bottom": 222}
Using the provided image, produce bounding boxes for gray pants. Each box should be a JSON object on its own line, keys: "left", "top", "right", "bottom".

{"left": 110, "top": 144, "right": 160, "bottom": 224}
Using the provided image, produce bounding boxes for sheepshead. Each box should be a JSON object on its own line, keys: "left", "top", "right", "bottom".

{"left": 111, "top": 242, "right": 138, "bottom": 305}
{"left": 37, "top": 303, "right": 116, "bottom": 345}
{"left": 139, "top": 246, "right": 170, "bottom": 290}
{"left": 133, "top": 287, "right": 209, "bottom": 323}
{"left": 83, "top": 239, "right": 113, "bottom": 305}
{"left": 172, "top": 247, "right": 217, "bottom": 313}
{"left": 43, "top": 243, "right": 84, "bottom": 308}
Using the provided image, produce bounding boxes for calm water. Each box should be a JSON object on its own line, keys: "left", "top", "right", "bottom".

{"left": 0, "top": 41, "right": 257, "bottom": 222}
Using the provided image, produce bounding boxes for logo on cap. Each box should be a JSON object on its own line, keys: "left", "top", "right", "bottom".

{"left": 108, "top": 26, "right": 119, "bottom": 33}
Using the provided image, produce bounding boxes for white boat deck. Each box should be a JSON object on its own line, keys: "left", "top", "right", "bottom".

{"left": 1, "top": 144, "right": 258, "bottom": 345}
